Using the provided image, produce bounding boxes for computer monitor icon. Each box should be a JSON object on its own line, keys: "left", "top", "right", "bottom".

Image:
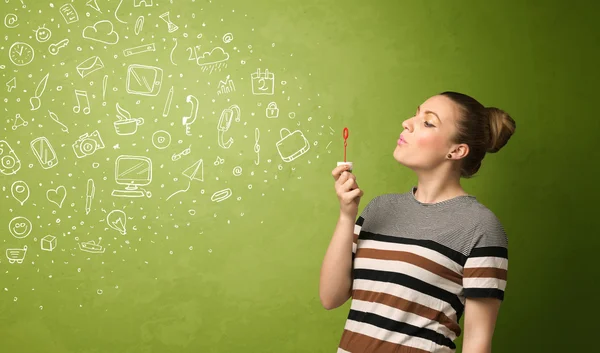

{"left": 111, "top": 155, "right": 152, "bottom": 198}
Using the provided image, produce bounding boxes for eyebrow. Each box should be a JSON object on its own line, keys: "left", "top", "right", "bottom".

{"left": 417, "top": 105, "right": 442, "bottom": 124}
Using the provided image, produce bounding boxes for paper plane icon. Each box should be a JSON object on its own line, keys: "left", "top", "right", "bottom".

{"left": 183, "top": 159, "right": 203, "bottom": 181}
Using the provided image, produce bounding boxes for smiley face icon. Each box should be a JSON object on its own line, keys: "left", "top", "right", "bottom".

{"left": 9, "top": 216, "right": 32, "bottom": 239}
{"left": 34, "top": 25, "right": 52, "bottom": 42}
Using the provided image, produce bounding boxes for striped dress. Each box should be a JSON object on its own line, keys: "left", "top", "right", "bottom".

{"left": 338, "top": 187, "right": 508, "bottom": 353}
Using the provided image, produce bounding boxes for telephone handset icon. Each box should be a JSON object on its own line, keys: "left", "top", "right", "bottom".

{"left": 182, "top": 94, "right": 198, "bottom": 136}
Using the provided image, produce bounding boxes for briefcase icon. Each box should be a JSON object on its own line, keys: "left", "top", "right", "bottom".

{"left": 276, "top": 128, "right": 310, "bottom": 162}
{"left": 76, "top": 56, "right": 104, "bottom": 78}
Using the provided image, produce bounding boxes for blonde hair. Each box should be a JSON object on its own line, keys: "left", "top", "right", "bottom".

{"left": 440, "top": 92, "right": 516, "bottom": 178}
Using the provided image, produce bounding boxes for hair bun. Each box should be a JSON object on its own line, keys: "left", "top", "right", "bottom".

{"left": 486, "top": 107, "right": 516, "bottom": 153}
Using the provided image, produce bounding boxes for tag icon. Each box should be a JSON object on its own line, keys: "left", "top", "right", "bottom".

{"left": 266, "top": 102, "right": 279, "bottom": 118}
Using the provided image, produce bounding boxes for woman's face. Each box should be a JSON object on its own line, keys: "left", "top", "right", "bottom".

{"left": 394, "top": 95, "right": 466, "bottom": 172}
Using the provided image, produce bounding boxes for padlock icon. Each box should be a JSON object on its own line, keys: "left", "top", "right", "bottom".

{"left": 266, "top": 102, "right": 279, "bottom": 119}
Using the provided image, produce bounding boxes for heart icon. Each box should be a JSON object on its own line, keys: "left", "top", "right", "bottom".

{"left": 46, "top": 186, "right": 66, "bottom": 208}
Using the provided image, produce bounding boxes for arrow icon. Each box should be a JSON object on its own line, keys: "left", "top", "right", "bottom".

{"left": 6, "top": 77, "right": 16, "bottom": 92}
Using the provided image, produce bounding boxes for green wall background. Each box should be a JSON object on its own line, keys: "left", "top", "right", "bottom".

{"left": 1, "top": 0, "right": 597, "bottom": 352}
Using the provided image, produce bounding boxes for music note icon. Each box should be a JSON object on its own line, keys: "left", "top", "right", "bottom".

{"left": 73, "top": 89, "right": 90, "bottom": 114}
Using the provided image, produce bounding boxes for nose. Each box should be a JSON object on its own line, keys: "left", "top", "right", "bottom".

{"left": 401, "top": 117, "right": 412, "bottom": 132}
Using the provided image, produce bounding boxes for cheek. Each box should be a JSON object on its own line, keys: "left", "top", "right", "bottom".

{"left": 415, "top": 133, "right": 446, "bottom": 151}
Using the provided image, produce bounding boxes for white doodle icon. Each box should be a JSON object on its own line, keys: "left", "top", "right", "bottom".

{"left": 171, "top": 145, "right": 191, "bottom": 161}
{"left": 12, "top": 113, "right": 28, "bottom": 130}
{"left": 86, "top": 0, "right": 101, "bottom": 13}
{"left": 213, "top": 156, "right": 225, "bottom": 166}
{"left": 48, "top": 38, "right": 69, "bottom": 55}
{"left": 77, "top": 56, "right": 104, "bottom": 78}
{"left": 217, "top": 105, "right": 241, "bottom": 149}
{"left": 266, "top": 102, "right": 279, "bottom": 118}
{"left": 79, "top": 238, "right": 105, "bottom": 253}
{"left": 4, "top": 14, "right": 19, "bottom": 28}
{"left": 134, "top": 16, "right": 144, "bottom": 35}
{"left": 73, "top": 89, "right": 91, "bottom": 114}
{"left": 29, "top": 72, "right": 49, "bottom": 111}
{"left": 254, "top": 127, "right": 261, "bottom": 166}
{"left": 211, "top": 188, "right": 232, "bottom": 203}
{"left": 6, "top": 245, "right": 27, "bottom": 264}
{"left": 6, "top": 77, "right": 16, "bottom": 92}
{"left": 276, "top": 128, "right": 311, "bottom": 162}
{"left": 0, "top": 140, "right": 21, "bottom": 175}
{"left": 251, "top": 69, "right": 275, "bottom": 95}
{"left": 126, "top": 64, "right": 163, "bottom": 96}
{"left": 9, "top": 42, "right": 34, "bottom": 66}
{"left": 123, "top": 43, "right": 155, "bottom": 57}
{"left": 166, "top": 158, "right": 203, "bottom": 201}
{"left": 33, "top": 25, "right": 52, "bottom": 42}
{"left": 222, "top": 32, "right": 233, "bottom": 43}
{"left": 134, "top": 0, "right": 153, "bottom": 7}
{"left": 182, "top": 94, "right": 198, "bottom": 136}
{"left": 48, "top": 110, "right": 69, "bottom": 133}
{"left": 107, "top": 210, "right": 127, "bottom": 235}
{"left": 11, "top": 181, "right": 30, "bottom": 205}
{"left": 83, "top": 20, "right": 119, "bottom": 44}
{"left": 196, "top": 47, "right": 229, "bottom": 73}
{"left": 30, "top": 136, "right": 58, "bottom": 169}
{"left": 217, "top": 75, "right": 235, "bottom": 95}
{"left": 159, "top": 11, "right": 178, "bottom": 33}
{"left": 114, "top": 103, "right": 144, "bottom": 135}
{"left": 59, "top": 3, "right": 79, "bottom": 24}
{"left": 152, "top": 130, "right": 171, "bottom": 149}
{"left": 72, "top": 130, "right": 105, "bottom": 158}
{"left": 85, "top": 178, "right": 95, "bottom": 215}
{"left": 41, "top": 235, "right": 57, "bottom": 252}
{"left": 162, "top": 86, "right": 174, "bottom": 117}
{"left": 46, "top": 186, "right": 67, "bottom": 208}
{"left": 9, "top": 216, "right": 32, "bottom": 239}
{"left": 112, "top": 155, "right": 152, "bottom": 198}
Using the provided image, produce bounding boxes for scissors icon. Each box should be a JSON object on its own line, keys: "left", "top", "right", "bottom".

{"left": 217, "top": 104, "right": 240, "bottom": 149}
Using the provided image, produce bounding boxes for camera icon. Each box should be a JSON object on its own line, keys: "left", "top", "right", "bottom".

{"left": 72, "top": 130, "right": 105, "bottom": 158}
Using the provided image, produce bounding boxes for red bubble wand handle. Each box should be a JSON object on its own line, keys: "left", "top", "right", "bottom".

{"left": 343, "top": 127, "right": 349, "bottom": 162}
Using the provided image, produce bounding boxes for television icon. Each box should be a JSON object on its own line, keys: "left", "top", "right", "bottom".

{"left": 111, "top": 155, "right": 153, "bottom": 198}
{"left": 126, "top": 64, "right": 163, "bottom": 96}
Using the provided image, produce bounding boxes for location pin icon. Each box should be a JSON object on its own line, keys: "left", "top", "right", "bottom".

{"left": 11, "top": 180, "right": 30, "bottom": 206}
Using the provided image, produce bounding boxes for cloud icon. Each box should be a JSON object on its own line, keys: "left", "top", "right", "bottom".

{"left": 196, "top": 47, "right": 229, "bottom": 66}
{"left": 82, "top": 20, "right": 119, "bottom": 45}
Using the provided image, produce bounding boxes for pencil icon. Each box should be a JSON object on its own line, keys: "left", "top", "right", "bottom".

{"left": 85, "top": 178, "right": 95, "bottom": 215}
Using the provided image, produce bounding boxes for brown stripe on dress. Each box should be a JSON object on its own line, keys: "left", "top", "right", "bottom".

{"left": 339, "top": 330, "right": 432, "bottom": 353}
{"left": 354, "top": 232, "right": 360, "bottom": 243}
{"left": 352, "top": 289, "right": 461, "bottom": 337}
{"left": 358, "top": 248, "right": 463, "bottom": 285}
{"left": 463, "top": 267, "right": 507, "bottom": 280}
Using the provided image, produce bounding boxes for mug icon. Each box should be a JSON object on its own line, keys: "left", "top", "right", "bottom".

{"left": 114, "top": 118, "right": 144, "bottom": 135}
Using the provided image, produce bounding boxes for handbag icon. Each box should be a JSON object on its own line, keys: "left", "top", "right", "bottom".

{"left": 276, "top": 128, "right": 310, "bottom": 162}
{"left": 266, "top": 102, "right": 279, "bottom": 118}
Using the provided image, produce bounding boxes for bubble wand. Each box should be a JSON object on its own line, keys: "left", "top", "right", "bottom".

{"left": 337, "top": 127, "right": 353, "bottom": 171}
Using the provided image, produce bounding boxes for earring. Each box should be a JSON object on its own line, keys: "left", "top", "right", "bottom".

{"left": 447, "top": 153, "right": 452, "bottom": 159}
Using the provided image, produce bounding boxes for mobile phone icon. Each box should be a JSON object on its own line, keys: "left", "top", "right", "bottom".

{"left": 30, "top": 136, "right": 58, "bottom": 169}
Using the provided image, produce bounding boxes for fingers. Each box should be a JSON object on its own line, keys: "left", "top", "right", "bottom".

{"left": 332, "top": 164, "right": 353, "bottom": 181}
{"left": 341, "top": 187, "right": 363, "bottom": 204}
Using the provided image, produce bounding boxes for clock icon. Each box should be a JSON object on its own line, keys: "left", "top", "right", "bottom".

{"left": 9, "top": 42, "right": 35, "bottom": 66}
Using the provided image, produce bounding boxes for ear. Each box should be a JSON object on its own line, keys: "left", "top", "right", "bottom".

{"left": 448, "top": 143, "right": 469, "bottom": 160}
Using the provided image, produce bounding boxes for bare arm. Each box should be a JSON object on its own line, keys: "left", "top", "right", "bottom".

{"left": 461, "top": 297, "right": 502, "bottom": 353}
{"left": 319, "top": 164, "right": 363, "bottom": 310}
{"left": 319, "top": 212, "right": 356, "bottom": 310}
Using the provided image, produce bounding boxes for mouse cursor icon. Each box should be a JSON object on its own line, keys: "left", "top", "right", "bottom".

{"left": 6, "top": 77, "right": 16, "bottom": 92}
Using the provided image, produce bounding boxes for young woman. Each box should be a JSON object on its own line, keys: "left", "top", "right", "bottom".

{"left": 320, "top": 91, "right": 516, "bottom": 353}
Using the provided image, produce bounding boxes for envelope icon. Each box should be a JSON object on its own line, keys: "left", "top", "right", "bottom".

{"left": 76, "top": 56, "right": 104, "bottom": 78}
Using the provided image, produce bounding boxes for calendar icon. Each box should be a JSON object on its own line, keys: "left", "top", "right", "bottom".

{"left": 251, "top": 68, "right": 275, "bottom": 95}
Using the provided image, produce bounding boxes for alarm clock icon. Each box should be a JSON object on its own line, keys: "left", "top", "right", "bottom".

{"left": 9, "top": 42, "right": 35, "bottom": 66}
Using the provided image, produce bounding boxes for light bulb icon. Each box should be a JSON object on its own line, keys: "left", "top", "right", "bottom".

{"left": 107, "top": 210, "right": 126, "bottom": 235}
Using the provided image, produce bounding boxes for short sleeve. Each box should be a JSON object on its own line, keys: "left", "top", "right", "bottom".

{"left": 462, "top": 211, "right": 509, "bottom": 300}
{"left": 351, "top": 198, "right": 376, "bottom": 261}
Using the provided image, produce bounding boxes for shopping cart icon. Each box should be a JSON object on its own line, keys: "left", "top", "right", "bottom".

{"left": 6, "top": 245, "right": 27, "bottom": 264}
